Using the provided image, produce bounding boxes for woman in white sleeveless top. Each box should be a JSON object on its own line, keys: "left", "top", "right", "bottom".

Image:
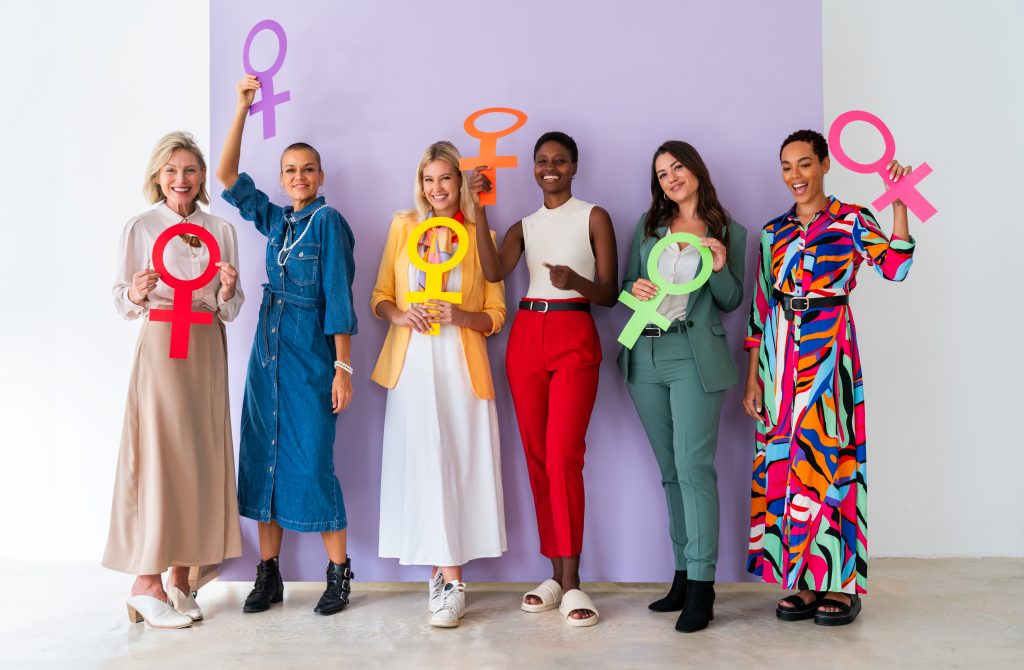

{"left": 472, "top": 131, "right": 618, "bottom": 627}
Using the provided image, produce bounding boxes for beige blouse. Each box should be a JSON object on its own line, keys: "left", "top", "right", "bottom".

{"left": 113, "top": 202, "right": 244, "bottom": 321}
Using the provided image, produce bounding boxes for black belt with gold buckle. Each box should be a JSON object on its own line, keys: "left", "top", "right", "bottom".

{"left": 772, "top": 290, "right": 848, "bottom": 320}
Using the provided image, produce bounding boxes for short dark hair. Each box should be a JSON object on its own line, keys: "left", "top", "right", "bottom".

{"left": 280, "top": 142, "right": 322, "bottom": 171}
{"left": 780, "top": 129, "right": 828, "bottom": 161}
{"left": 534, "top": 131, "right": 578, "bottom": 164}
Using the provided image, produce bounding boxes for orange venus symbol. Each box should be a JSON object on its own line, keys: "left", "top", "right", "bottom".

{"left": 458, "top": 107, "right": 528, "bottom": 205}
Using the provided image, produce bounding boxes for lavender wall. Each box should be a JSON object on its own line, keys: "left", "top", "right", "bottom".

{"left": 211, "top": 0, "right": 822, "bottom": 582}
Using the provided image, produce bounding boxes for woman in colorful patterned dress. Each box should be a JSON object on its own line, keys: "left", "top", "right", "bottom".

{"left": 742, "top": 129, "right": 915, "bottom": 626}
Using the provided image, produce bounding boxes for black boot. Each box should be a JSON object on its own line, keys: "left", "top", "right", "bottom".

{"left": 649, "top": 570, "right": 688, "bottom": 611}
{"left": 314, "top": 557, "right": 353, "bottom": 615}
{"left": 243, "top": 556, "right": 283, "bottom": 613}
{"left": 675, "top": 580, "right": 714, "bottom": 632}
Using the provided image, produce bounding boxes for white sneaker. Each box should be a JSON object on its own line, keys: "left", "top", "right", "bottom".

{"left": 429, "top": 581, "right": 466, "bottom": 628}
{"left": 428, "top": 571, "right": 445, "bottom": 612}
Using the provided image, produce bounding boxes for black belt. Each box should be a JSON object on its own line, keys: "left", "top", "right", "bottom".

{"left": 642, "top": 321, "right": 689, "bottom": 338}
{"left": 519, "top": 300, "right": 591, "bottom": 313}
{"left": 772, "top": 290, "right": 848, "bottom": 320}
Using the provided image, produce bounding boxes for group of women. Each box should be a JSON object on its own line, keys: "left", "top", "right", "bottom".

{"left": 104, "top": 74, "right": 916, "bottom": 632}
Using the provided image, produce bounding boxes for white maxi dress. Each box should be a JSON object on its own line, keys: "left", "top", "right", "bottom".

{"left": 378, "top": 263, "right": 507, "bottom": 566}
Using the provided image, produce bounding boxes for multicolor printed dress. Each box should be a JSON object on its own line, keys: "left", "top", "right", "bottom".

{"left": 744, "top": 197, "right": 914, "bottom": 594}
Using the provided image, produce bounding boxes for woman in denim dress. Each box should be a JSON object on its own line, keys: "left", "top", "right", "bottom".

{"left": 216, "top": 74, "right": 357, "bottom": 616}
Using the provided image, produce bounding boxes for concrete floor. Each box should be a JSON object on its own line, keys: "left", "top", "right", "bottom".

{"left": 1, "top": 559, "right": 1021, "bottom": 669}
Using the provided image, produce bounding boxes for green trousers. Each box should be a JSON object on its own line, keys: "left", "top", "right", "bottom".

{"left": 625, "top": 330, "right": 724, "bottom": 581}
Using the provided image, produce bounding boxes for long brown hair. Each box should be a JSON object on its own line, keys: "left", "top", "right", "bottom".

{"left": 643, "top": 141, "right": 729, "bottom": 244}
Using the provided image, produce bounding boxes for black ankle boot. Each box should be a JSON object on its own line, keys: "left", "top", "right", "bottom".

{"left": 649, "top": 570, "right": 688, "bottom": 612}
{"left": 675, "top": 580, "right": 714, "bottom": 632}
{"left": 243, "top": 556, "right": 283, "bottom": 613}
{"left": 314, "top": 557, "right": 353, "bottom": 615}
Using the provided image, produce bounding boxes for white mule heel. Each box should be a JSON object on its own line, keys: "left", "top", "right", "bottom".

{"left": 167, "top": 586, "right": 204, "bottom": 621}
{"left": 126, "top": 595, "right": 193, "bottom": 628}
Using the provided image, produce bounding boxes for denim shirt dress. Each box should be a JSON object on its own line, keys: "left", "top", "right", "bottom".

{"left": 223, "top": 173, "right": 357, "bottom": 532}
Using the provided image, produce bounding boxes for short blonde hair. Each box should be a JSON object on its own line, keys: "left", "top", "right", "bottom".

{"left": 410, "top": 141, "right": 474, "bottom": 221}
{"left": 143, "top": 131, "right": 210, "bottom": 205}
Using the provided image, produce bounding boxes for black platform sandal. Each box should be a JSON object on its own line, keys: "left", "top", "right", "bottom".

{"left": 814, "top": 594, "right": 861, "bottom": 626}
{"left": 776, "top": 591, "right": 821, "bottom": 621}
{"left": 314, "top": 557, "right": 354, "bottom": 615}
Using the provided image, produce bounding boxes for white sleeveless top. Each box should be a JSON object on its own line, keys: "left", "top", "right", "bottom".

{"left": 522, "top": 197, "right": 596, "bottom": 299}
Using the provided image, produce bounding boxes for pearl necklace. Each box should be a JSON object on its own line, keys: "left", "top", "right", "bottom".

{"left": 277, "top": 204, "right": 327, "bottom": 267}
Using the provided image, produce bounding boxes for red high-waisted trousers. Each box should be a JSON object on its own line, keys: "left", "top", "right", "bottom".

{"left": 505, "top": 299, "right": 601, "bottom": 558}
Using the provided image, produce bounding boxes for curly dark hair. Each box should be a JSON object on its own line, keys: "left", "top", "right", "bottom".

{"left": 779, "top": 129, "right": 828, "bottom": 161}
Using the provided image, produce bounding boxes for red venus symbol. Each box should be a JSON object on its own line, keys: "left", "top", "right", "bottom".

{"left": 149, "top": 223, "right": 222, "bottom": 359}
{"left": 458, "top": 107, "right": 528, "bottom": 205}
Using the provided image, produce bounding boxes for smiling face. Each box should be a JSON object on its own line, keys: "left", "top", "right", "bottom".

{"left": 655, "top": 151, "right": 699, "bottom": 207}
{"left": 780, "top": 140, "right": 830, "bottom": 209}
{"left": 280, "top": 148, "right": 324, "bottom": 208}
{"left": 157, "top": 148, "right": 205, "bottom": 215}
{"left": 421, "top": 159, "right": 462, "bottom": 218}
{"left": 534, "top": 141, "right": 576, "bottom": 194}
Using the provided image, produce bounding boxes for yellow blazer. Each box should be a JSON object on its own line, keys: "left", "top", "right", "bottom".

{"left": 370, "top": 212, "right": 506, "bottom": 400}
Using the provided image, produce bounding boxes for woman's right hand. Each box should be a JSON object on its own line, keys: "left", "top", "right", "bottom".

{"left": 237, "top": 74, "right": 260, "bottom": 109}
{"left": 630, "top": 278, "right": 658, "bottom": 301}
{"left": 468, "top": 167, "right": 492, "bottom": 207}
{"left": 742, "top": 378, "right": 764, "bottom": 421}
{"left": 128, "top": 268, "right": 160, "bottom": 305}
{"left": 391, "top": 303, "right": 432, "bottom": 334}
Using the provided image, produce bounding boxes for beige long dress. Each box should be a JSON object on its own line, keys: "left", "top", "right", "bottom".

{"left": 103, "top": 204, "right": 243, "bottom": 575}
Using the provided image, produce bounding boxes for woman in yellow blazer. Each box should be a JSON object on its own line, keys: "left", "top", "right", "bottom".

{"left": 371, "top": 141, "right": 507, "bottom": 628}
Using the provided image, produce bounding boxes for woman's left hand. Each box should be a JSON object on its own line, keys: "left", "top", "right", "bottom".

{"left": 425, "top": 300, "right": 467, "bottom": 327}
{"left": 882, "top": 159, "right": 912, "bottom": 212}
{"left": 701, "top": 238, "right": 727, "bottom": 272}
{"left": 216, "top": 262, "right": 238, "bottom": 301}
{"left": 332, "top": 370, "right": 353, "bottom": 414}
{"left": 543, "top": 263, "right": 579, "bottom": 291}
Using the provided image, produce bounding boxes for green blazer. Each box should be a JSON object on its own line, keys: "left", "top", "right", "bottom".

{"left": 616, "top": 214, "right": 747, "bottom": 393}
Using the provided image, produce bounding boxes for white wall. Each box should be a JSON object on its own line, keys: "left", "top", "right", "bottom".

{"left": 0, "top": 0, "right": 210, "bottom": 561}
{"left": 822, "top": 0, "right": 1023, "bottom": 555}
{"left": 0, "top": 0, "right": 1018, "bottom": 563}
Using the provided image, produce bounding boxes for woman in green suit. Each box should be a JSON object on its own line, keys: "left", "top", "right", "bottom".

{"left": 618, "top": 141, "right": 746, "bottom": 633}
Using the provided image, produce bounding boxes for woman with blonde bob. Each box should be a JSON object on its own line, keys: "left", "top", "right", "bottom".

{"left": 105, "top": 131, "right": 244, "bottom": 629}
{"left": 372, "top": 141, "right": 507, "bottom": 628}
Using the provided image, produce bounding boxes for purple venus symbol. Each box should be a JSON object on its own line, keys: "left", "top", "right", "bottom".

{"left": 243, "top": 19, "right": 291, "bottom": 140}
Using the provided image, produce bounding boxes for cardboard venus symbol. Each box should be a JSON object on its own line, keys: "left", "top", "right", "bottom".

{"left": 827, "top": 110, "right": 936, "bottom": 222}
{"left": 405, "top": 216, "right": 470, "bottom": 336}
{"left": 617, "top": 233, "right": 713, "bottom": 349}
{"left": 149, "top": 223, "right": 221, "bottom": 359}
{"left": 458, "top": 107, "right": 528, "bottom": 205}
{"left": 243, "top": 19, "right": 291, "bottom": 140}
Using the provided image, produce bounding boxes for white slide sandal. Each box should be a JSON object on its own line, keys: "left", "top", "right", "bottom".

{"left": 521, "top": 578, "right": 563, "bottom": 613}
{"left": 560, "top": 589, "right": 599, "bottom": 627}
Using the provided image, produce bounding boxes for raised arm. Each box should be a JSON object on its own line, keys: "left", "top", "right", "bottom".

{"left": 852, "top": 159, "right": 915, "bottom": 282}
{"left": 215, "top": 75, "right": 259, "bottom": 190}
{"left": 469, "top": 167, "right": 524, "bottom": 281}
